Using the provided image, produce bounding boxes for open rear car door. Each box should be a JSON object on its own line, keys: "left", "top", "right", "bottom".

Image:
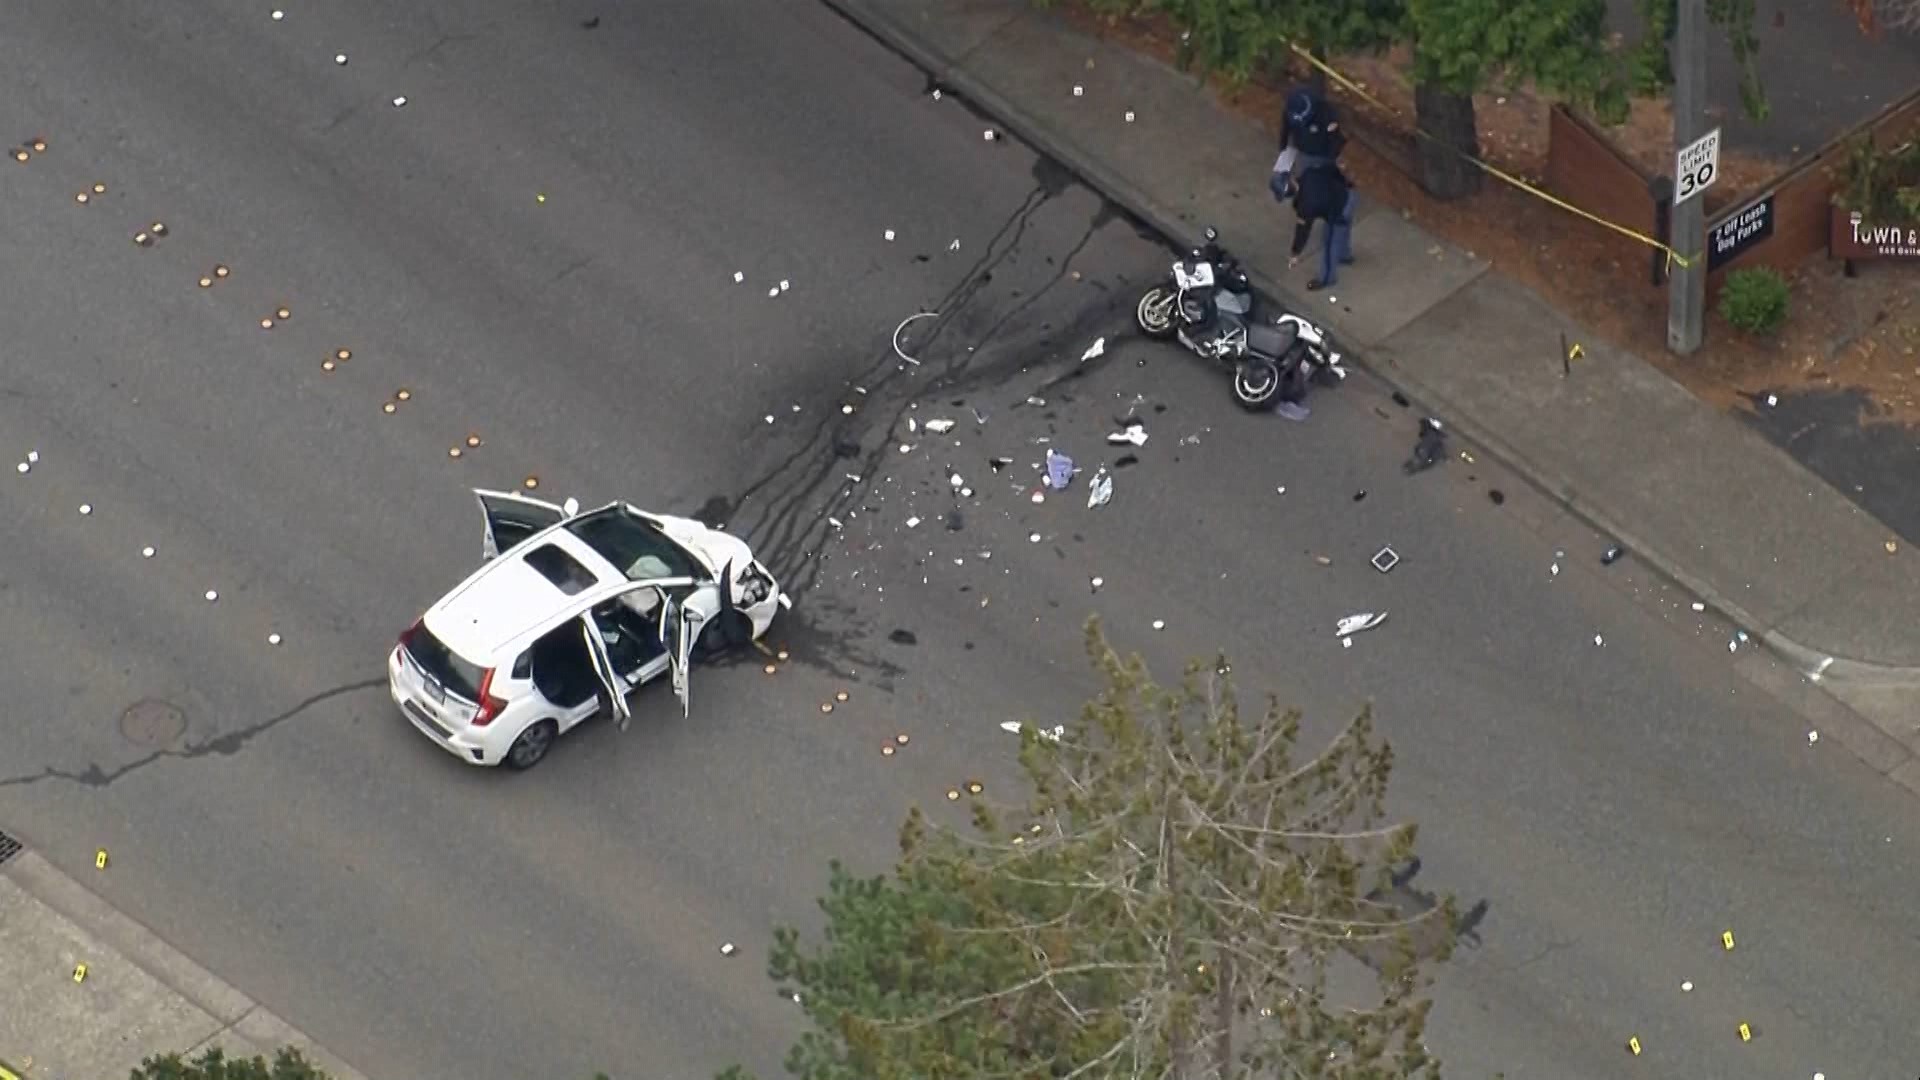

{"left": 475, "top": 489, "right": 568, "bottom": 560}
{"left": 579, "top": 614, "right": 633, "bottom": 730}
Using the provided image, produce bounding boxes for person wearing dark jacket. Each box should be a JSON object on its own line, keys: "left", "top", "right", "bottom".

{"left": 1287, "top": 162, "right": 1356, "bottom": 290}
{"left": 1269, "top": 87, "right": 1347, "bottom": 200}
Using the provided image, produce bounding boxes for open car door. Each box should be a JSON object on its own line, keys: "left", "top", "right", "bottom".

{"left": 657, "top": 588, "right": 712, "bottom": 718}
{"left": 579, "top": 614, "right": 633, "bottom": 730}
{"left": 475, "top": 489, "right": 568, "bottom": 561}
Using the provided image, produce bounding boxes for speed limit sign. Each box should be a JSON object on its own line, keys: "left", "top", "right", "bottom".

{"left": 1674, "top": 128, "right": 1721, "bottom": 207}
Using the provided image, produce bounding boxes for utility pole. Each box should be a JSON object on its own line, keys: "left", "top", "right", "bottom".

{"left": 1667, "top": 0, "right": 1708, "bottom": 354}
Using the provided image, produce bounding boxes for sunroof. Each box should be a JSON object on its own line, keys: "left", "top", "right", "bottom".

{"left": 522, "top": 543, "right": 597, "bottom": 595}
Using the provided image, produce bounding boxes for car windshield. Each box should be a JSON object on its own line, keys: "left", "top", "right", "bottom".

{"left": 565, "top": 507, "right": 703, "bottom": 582}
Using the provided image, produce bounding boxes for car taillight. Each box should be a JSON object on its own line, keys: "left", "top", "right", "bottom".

{"left": 471, "top": 668, "right": 507, "bottom": 727}
{"left": 398, "top": 618, "right": 421, "bottom": 648}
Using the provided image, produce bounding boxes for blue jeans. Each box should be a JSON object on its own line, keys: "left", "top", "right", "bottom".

{"left": 1317, "top": 191, "right": 1357, "bottom": 285}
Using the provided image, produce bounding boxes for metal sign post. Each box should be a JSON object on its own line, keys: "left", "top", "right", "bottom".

{"left": 1666, "top": 0, "right": 1712, "bottom": 355}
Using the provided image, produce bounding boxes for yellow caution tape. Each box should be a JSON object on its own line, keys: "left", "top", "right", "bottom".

{"left": 0, "top": 1060, "right": 21, "bottom": 1080}
{"left": 1284, "top": 45, "right": 1695, "bottom": 270}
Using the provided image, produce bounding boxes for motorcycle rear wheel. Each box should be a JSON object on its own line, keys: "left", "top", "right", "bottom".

{"left": 1232, "top": 359, "right": 1281, "bottom": 411}
{"left": 1135, "top": 287, "right": 1178, "bottom": 340}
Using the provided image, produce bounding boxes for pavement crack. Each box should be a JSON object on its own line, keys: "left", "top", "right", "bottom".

{"left": 0, "top": 679, "right": 385, "bottom": 790}
{"left": 407, "top": 31, "right": 479, "bottom": 66}
{"left": 1506, "top": 938, "right": 1574, "bottom": 973}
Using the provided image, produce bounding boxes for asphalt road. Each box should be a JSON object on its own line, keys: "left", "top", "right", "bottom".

{"left": 2, "top": 4, "right": 1917, "bottom": 1080}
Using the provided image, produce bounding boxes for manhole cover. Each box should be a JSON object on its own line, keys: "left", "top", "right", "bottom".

{"left": 119, "top": 699, "right": 187, "bottom": 748}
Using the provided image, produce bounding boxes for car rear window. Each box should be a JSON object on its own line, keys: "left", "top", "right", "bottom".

{"left": 523, "top": 543, "right": 597, "bottom": 595}
{"left": 405, "top": 626, "right": 487, "bottom": 702}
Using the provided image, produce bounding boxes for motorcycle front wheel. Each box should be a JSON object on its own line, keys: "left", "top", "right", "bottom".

{"left": 1232, "top": 358, "right": 1281, "bottom": 411}
{"left": 1135, "top": 287, "right": 1178, "bottom": 340}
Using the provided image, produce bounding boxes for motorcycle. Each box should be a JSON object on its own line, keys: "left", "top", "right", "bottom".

{"left": 1133, "top": 227, "right": 1345, "bottom": 411}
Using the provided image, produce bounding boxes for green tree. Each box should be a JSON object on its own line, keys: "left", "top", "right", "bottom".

{"left": 130, "top": 1046, "right": 331, "bottom": 1080}
{"left": 721, "top": 617, "right": 1453, "bottom": 1080}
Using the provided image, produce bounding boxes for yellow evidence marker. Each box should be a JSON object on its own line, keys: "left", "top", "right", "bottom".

{"left": 1625, "top": 1036, "right": 1642, "bottom": 1056}
{"left": 1722, "top": 930, "right": 1735, "bottom": 950}
{"left": 73, "top": 962, "right": 88, "bottom": 982}
{"left": 96, "top": 848, "right": 108, "bottom": 870}
{"left": 1738, "top": 1023, "right": 1752, "bottom": 1042}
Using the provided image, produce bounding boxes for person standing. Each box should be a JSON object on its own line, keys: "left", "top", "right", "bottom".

{"left": 1286, "top": 162, "right": 1356, "bottom": 291}
{"left": 1269, "top": 87, "right": 1347, "bottom": 201}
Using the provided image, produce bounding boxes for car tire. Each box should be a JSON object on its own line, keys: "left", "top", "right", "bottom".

{"left": 694, "top": 610, "right": 754, "bottom": 660}
{"left": 503, "top": 719, "right": 557, "bottom": 771}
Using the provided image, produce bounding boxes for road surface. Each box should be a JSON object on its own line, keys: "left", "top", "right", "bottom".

{"left": 1, "top": 3, "right": 1915, "bottom": 1078}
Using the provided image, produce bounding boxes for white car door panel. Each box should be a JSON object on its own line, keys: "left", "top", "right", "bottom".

{"left": 475, "top": 488, "right": 567, "bottom": 561}
{"left": 579, "top": 614, "right": 631, "bottom": 728}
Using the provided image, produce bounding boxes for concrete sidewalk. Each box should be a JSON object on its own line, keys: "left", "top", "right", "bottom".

{"left": 820, "top": 0, "right": 1920, "bottom": 788}
{"left": 0, "top": 839, "right": 368, "bottom": 1080}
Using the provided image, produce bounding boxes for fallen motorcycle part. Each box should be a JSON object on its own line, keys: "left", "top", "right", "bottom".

{"left": 892, "top": 311, "right": 936, "bottom": 366}
{"left": 1087, "top": 469, "right": 1113, "bottom": 508}
{"left": 1335, "top": 612, "right": 1388, "bottom": 638}
{"left": 1045, "top": 449, "right": 1074, "bottom": 489}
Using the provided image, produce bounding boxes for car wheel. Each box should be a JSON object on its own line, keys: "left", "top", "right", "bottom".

{"left": 694, "top": 610, "right": 754, "bottom": 660}
{"left": 503, "top": 719, "right": 557, "bottom": 770}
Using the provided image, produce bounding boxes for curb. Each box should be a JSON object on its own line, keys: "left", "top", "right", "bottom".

{"left": 1, "top": 849, "right": 371, "bottom": 1080}
{"left": 814, "top": 0, "right": 1920, "bottom": 779}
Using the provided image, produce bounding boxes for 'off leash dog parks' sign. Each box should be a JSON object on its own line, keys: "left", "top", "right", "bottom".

{"left": 1709, "top": 195, "right": 1774, "bottom": 271}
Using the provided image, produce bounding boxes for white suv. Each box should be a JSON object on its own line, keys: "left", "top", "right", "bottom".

{"left": 387, "top": 489, "right": 788, "bottom": 770}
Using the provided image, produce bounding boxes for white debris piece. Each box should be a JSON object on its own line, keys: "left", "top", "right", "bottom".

{"left": 268, "top": 633, "right": 283, "bottom": 646}
{"left": 1335, "top": 612, "right": 1387, "bottom": 638}
{"left": 14, "top": 462, "right": 27, "bottom": 474}
{"left": 719, "top": 943, "right": 736, "bottom": 956}
{"left": 924, "top": 419, "right": 955, "bottom": 434}
{"left": 734, "top": 271, "right": 744, "bottom": 283}
{"left": 1691, "top": 601, "right": 1705, "bottom": 611}
{"left": 884, "top": 229, "right": 895, "bottom": 241}
{"left": 948, "top": 238, "right": 960, "bottom": 252}
{"left": 1080, "top": 336, "right": 1106, "bottom": 362}
{"left": 1090, "top": 576, "right": 1103, "bottom": 591}
{"left": 391, "top": 95, "right": 407, "bottom": 107}
{"left": 1594, "top": 634, "right": 1605, "bottom": 646}
{"left": 1073, "top": 85, "right": 1084, "bottom": 96}
{"left": 141, "top": 546, "right": 156, "bottom": 558}
{"left": 905, "top": 516, "right": 921, "bottom": 528}
{"left": 79, "top": 504, "right": 92, "bottom": 515}
{"left": 1107, "top": 423, "right": 1148, "bottom": 446}
{"left": 1151, "top": 619, "right": 1165, "bottom": 630}
{"left": 1807, "top": 730, "right": 1819, "bottom": 744}
{"left": 949, "top": 473, "right": 964, "bottom": 488}
{"left": 779, "top": 279, "right": 790, "bottom": 292}
{"left": 1125, "top": 111, "right": 1136, "bottom": 122}
{"left": 204, "top": 590, "right": 219, "bottom": 602}
{"left": 335, "top": 53, "right": 348, "bottom": 65}
{"left": 272, "top": 9, "right": 284, "bottom": 19}
{"left": 1087, "top": 468, "right": 1112, "bottom": 508}
{"left": 27, "top": 451, "right": 38, "bottom": 463}
{"left": 1028, "top": 532, "right": 1042, "bottom": 543}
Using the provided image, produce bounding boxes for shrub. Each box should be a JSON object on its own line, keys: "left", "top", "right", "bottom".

{"left": 1717, "top": 266, "right": 1790, "bottom": 335}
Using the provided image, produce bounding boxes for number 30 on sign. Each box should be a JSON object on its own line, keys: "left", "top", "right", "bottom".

{"left": 1674, "top": 128, "right": 1722, "bottom": 207}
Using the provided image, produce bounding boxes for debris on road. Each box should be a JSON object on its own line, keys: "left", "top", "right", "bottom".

{"left": 1044, "top": 448, "right": 1074, "bottom": 490}
{"left": 1810, "top": 656, "right": 1835, "bottom": 683}
{"left": 392, "top": 96, "right": 408, "bottom": 108}
{"left": 1275, "top": 401, "right": 1310, "bottom": 422}
{"left": 1152, "top": 619, "right": 1166, "bottom": 630}
{"left": 1335, "top": 612, "right": 1387, "bottom": 638}
{"left": 1090, "top": 576, "right": 1103, "bottom": 592}
{"left": 924, "top": 418, "right": 955, "bottom": 434}
{"left": 1087, "top": 467, "right": 1112, "bottom": 508}
{"left": 1107, "top": 423, "right": 1148, "bottom": 446}
{"left": 893, "top": 312, "right": 935, "bottom": 366}
{"left": 719, "top": 943, "right": 736, "bottom": 957}
{"left": 1602, "top": 544, "right": 1624, "bottom": 565}
{"left": 141, "top": 546, "right": 155, "bottom": 558}
{"left": 1371, "top": 546, "right": 1399, "bottom": 573}
{"left": 1488, "top": 489, "right": 1506, "bottom": 505}
{"left": 1808, "top": 730, "right": 1819, "bottom": 744}
{"left": 1080, "top": 336, "right": 1106, "bottom": 362}
{"left": 1404, "top": 417, "right": 1446, "bottom": 474}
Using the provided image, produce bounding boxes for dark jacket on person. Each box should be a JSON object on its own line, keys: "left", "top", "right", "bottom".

{"left": 1278, "top": 88, "right": 1347, "bottom": 161}
{"left": 1289, "top": 164, "right": 1353, "bottom": 255}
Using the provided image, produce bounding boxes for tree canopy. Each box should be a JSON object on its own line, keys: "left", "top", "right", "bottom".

{"left": 721, "top": 617, "right": 1453, "bottom": 1080}
{"left": 130, "top": 1047, "right": 332, "bottom": 1080}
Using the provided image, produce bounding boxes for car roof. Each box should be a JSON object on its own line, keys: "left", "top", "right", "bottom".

{"left": 424, "top": 528, "right": 632, "bottom": 665}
